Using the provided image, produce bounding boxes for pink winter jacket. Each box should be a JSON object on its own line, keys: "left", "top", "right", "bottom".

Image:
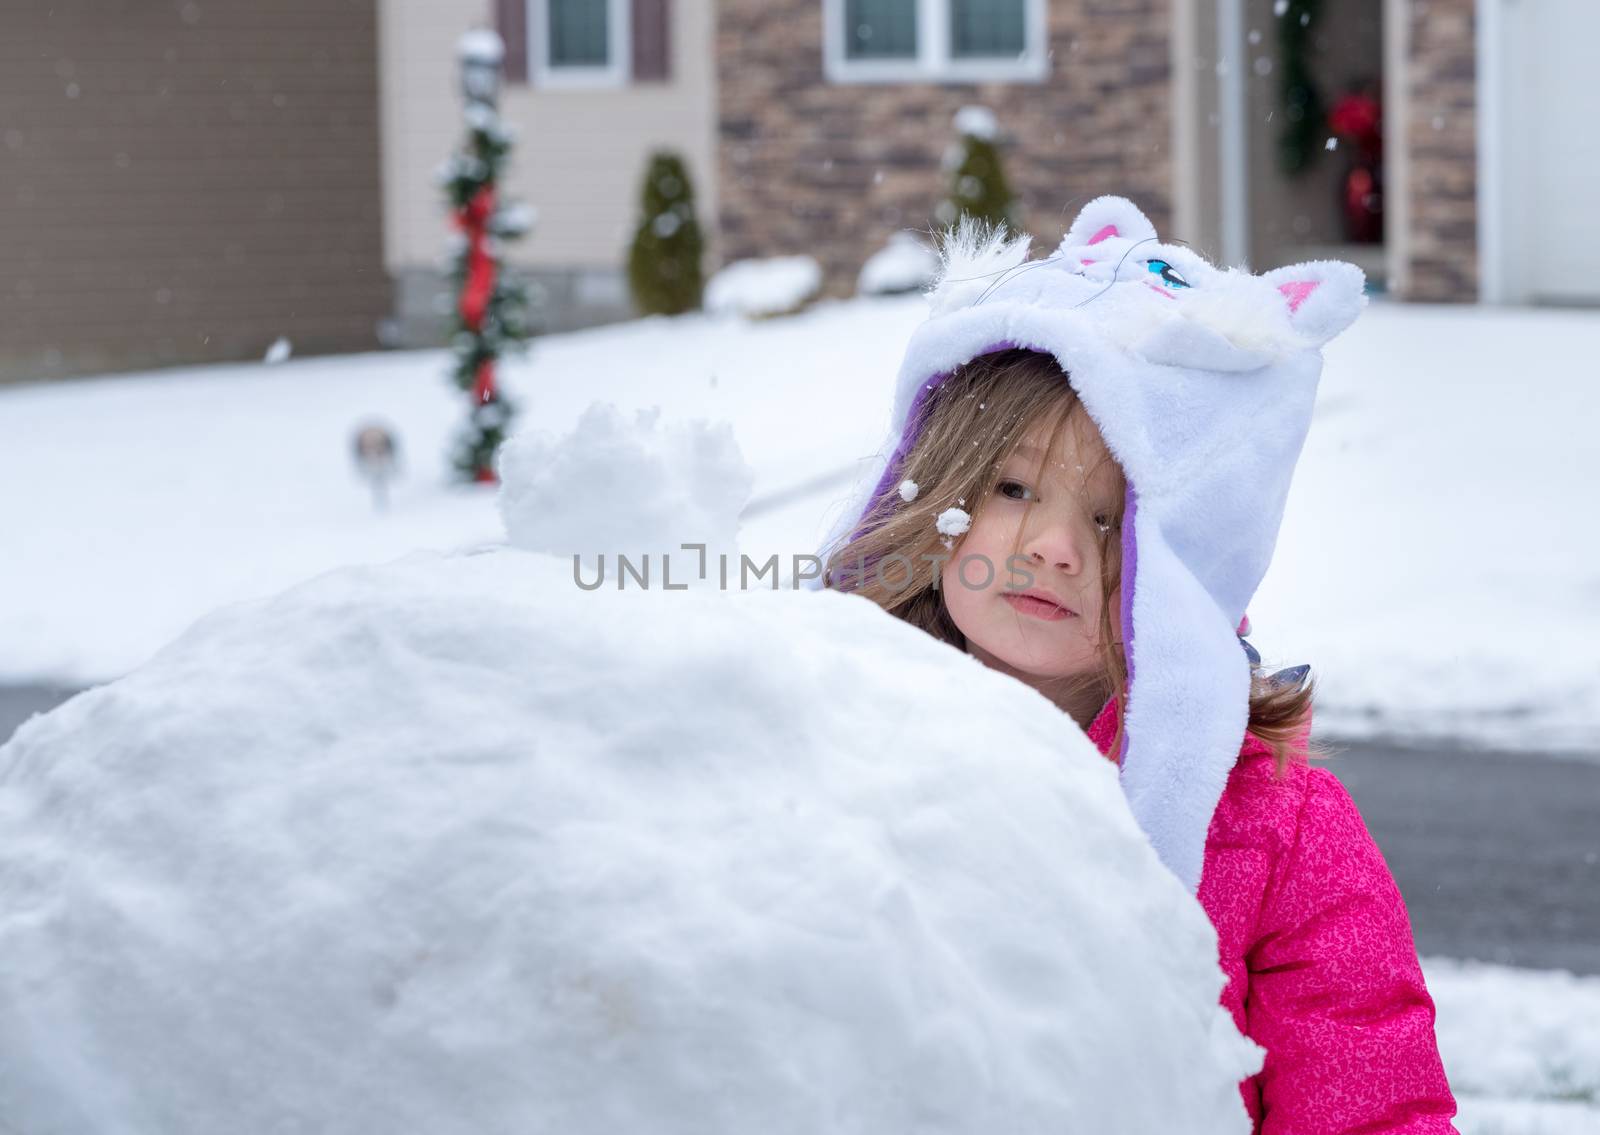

{"left": 1086, "top": 698, "right": 1460, "bottom": 1133}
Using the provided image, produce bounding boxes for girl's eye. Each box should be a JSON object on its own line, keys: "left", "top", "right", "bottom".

{"left": 1094, "top": 512, "right": 1118, "bottom": 534}
{"left": 1145, "top": 259, "right": 1191, "bottom": 289}
{"left": 997, "top": 479, "right": 1035, "bottom": 502}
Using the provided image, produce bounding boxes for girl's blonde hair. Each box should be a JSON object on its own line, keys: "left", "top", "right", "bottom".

{"left": 824, "top": 348, "right": 1319, "bottom": 778}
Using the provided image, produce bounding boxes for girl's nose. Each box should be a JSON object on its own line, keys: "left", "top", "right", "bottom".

{"left": 1023, "top": 508, "right": 1090, "bottom": 575}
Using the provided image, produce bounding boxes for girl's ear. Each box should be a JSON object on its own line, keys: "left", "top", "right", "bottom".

{"left": 1060, "top": 195, "right": 1159, "bottom": 252}
{"left": 1261, "top": 260, "right": 1367, "bottom": 345}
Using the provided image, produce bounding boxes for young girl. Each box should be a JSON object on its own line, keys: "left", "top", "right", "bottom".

{"left": 815, "top": 197, "right": 1459, "bottom": 1132}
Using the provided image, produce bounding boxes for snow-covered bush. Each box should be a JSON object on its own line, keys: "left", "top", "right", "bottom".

{"left": 857, "top": 231, "right": 941, "bottom": 297}
{"left": 0, "top": 412, "right": 1263, "bottom": 1133}
{"left": 704, "top": 255, "right": 823, "bottom": 319}
{"left": 935, "top": 104, "right": 1022, "bottom": 234}
{"left": 626, "top": 151, "right": 705, "bottom": 316}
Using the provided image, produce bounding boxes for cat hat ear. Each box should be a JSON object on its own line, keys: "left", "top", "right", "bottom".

{"left": 811, "top": 195, "right": 1368, "bottom": 895}
{"left": 1263, "top": 261, "right": 1366, "bottom": 345}
{"left": 1059, "top": 194, "right": 1159, "bottom": 252}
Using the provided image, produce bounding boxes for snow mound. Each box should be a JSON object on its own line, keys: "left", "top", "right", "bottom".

{"left": 496, "top": 401, "right": 751, "bottom": 563}
{"left": 0, "top": 548, "right": 1260, "bottom": 1133}
{"left": 705, "top": 255, "right": 822, "bottom": 319}
{"left": 858, "top": 231, "right": 941, "bottom": 297}
{"left": 1425, "top": 957, "right": 1600, "bottom": 1112}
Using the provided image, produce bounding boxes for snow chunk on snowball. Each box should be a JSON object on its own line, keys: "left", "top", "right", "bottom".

{"left": 0, "top": 548, "right": 1263, "bottom": 1133}
{"left": 705, "top": 256, "right": 822, "bottom": 319}
{"left": 937, "top": 506, "right": 971, "bottom": 536}
{"left": 497, "top": 400, "right": 752, "bottom": 563}
{"left": 857, "top": 232, "right": 940, "bottom": 297}
{"left": 953, "top": 104, "right": 999, "bottom": 140}
{"left": 898, "top": 478, "right": 919, "bottom": 502}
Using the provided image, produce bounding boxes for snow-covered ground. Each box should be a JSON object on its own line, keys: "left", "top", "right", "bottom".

{"left": 2, "top": 295, "right": 1598, "bottom": 756}
{"left": 1428, "top": 958, "right": 1600, "bottom": 1134}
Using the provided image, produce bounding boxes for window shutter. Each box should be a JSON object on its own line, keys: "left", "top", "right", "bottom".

{"left": 631, "top": 0, "right": 671, "bottom": 82}
{"left": 495, "top": 0, "right": 530, "bottom": 84}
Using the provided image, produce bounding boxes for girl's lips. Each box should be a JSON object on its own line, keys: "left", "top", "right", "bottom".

{"left": 1001, "top": 592, "right": 1074, "bottom": 621}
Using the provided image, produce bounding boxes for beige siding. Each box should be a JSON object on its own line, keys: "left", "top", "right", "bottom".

{"left": 378, "top": 0, "right": 719, "bottom": 275}
{"left": 0, "top": 0, "right": 390, "bottom": 383}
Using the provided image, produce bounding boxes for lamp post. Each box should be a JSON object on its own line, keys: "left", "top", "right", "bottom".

{"left": 441, "top": 27, "right": 532, "bottom": 484}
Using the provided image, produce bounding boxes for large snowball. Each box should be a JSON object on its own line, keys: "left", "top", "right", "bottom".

{"left": 0, "top": 549, "right": 1261, "bottom": 1133}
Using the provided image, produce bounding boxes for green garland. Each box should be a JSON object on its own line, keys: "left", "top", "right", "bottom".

{"left": 439, "top": 103, "right": 535, "bottom": 482}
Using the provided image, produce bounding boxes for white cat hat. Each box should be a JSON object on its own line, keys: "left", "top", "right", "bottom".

{"left": 812, "top": 195, "right": 1366, "bottom": 894}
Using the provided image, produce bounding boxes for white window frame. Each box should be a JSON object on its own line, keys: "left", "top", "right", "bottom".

{"left": 823, "top": 0, "right": 1049, "bottom": 85}
{"left": 529, "top": 0, "right": 632, "bottom": 89}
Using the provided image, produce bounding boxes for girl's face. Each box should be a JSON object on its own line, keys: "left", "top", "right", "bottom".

{"left": 939, "top": 406, "right": 1123, "bottom": 710}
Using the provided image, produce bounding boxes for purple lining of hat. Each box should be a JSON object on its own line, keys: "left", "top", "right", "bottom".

{"left": 840, "top": 341, "right": 1023, "bottom": 550}
{"left": 1117, "top": 483, "right": 1139, "bottom": 770}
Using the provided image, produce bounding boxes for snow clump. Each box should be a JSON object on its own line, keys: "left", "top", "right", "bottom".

{"left": 496, "top": 400, "right": 751, "bottom": 565}
{"left": 936, "top": 506, "right": 972, "bottom": 536}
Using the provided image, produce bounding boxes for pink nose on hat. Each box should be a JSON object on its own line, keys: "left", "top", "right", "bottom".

{"left": 1236, "top": 614, "right": 1252, "bottom": 637}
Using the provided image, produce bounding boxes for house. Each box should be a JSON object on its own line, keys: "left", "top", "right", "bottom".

{"left": 712, "top": 0, "right": 1596, "bottom": 307}
{"left": 0, "top": 0, "right": 391, "bottom": 384}
{"left": 379, "top": 0, "right": 719, "bottom": 346}
{"left": 383, "top": 0, "right": 1600, "bottom": 338}
{"left": 3, "top": 1, "right": 1593, "bottom": 382}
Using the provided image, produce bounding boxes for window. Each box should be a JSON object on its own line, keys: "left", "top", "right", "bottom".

{"left": 845, "top": 0, "right": 918, "bottom": 61}
{"left": 549, "top": 0, "right": 609, "bottom": 66}
{"left": 530, "top": 0, "right": 632, "bottom": 87}
{"left": 950, "top": 0, "right": 1026, "bottom": 59}
{"left": 824, "top": 0, "right": 1048, "bottom": 83}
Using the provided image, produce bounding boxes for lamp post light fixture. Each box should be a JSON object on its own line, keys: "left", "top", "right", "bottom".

{"left": 457, "top": 27, "right": 505, "bottom": 109}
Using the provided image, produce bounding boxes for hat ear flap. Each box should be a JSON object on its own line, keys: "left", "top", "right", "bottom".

{"left": 1061, "top": 195, "right": 1159, "bottom": 251}
{"left": 1262, "top": 260, "right": 1368, "bottom": 345}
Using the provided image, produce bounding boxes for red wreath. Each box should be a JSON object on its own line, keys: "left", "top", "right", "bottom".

{"left": 1329, "top": 90, "right": 1384, "bottom": 245}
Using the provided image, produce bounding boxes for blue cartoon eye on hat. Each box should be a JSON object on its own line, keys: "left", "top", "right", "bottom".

{"left": 1146, "top": 259, "right": 1191, "bottom": 289}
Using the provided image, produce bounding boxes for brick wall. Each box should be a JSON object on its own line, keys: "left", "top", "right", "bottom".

{"left": 0, "top": 0, "right": 390, "bottom": 383}
{"left": 1403, "top": 0, "right": 1477, "bottom": 302}
{"left": 714, "top": 0, "right": 1173, "bottom": 298}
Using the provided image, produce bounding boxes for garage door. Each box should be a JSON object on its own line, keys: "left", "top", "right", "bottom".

{"left": 1500, "top": 0, "right": 1600, "bottom": 304}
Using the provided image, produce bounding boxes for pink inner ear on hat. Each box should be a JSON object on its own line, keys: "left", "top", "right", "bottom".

{"left": 1278, "top": 280, "right": 1319, "bottom": 313}
{"left": 1087, "top": 224, "right": 1119, "bottom": 246}
{"left": 1079, "top": 258, "right": 1096, "bottom": 266}
{"left": 1236, "top": 614, "right": 1251, "bottom": 636}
